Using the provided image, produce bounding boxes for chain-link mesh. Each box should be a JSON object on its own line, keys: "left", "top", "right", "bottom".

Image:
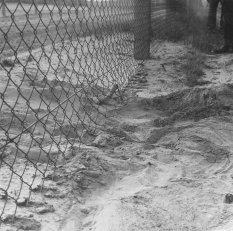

{"left": 0, "top": 0, "right": 191, "bottom": 227}
{"left": 0, "top": 0, "right": 137, "bottom": 225}
{"left": 151, "top": 0, "right": 188, "bottom": 53}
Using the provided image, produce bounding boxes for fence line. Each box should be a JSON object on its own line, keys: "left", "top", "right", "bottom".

{"left": 0, "top": 0, "right": 194, "bottom": 227}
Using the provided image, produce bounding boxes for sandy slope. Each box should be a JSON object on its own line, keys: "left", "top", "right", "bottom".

{"left": 2, "top": 41, "right": 233, "bottom": 230}
{"left": 62, "top": 43, "right": 233, "bottom": 231}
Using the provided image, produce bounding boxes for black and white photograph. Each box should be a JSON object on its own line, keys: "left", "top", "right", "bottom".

{"left": 1, "top": 0, "right": 233, "bottom": 230}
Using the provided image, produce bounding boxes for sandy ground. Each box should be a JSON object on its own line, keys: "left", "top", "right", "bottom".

{"left": 0, "top": 32, "right": 135, "bottom": 230}
{"left": 0, "top": 3, "right": 132, "bottom": 57}
{"left": 2, "top": 41, "right": 233, "bottom": 230}
{"left": 68, "top": 43, "right": 233, "bottom": 231}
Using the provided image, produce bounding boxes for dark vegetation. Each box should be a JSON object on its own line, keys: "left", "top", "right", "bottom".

{"left": 151, "top": 2, "right": 223, "bottom": 53}
{"left": 151, "top": 4, "right": 224, "bottom": 87}
{"left": 186, "top": 15, "right": 223, "bottom": 53}
{"left": 182, "top": 50, "right": 206, "bottom": 87}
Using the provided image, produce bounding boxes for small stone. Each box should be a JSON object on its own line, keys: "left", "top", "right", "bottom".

{"left": 92, "top": 133, "right": 110, "bottom": 147}
{"left": 120, "top": 155, "right": 129, "bottom": 160}
{"left": 80, "top": 208, "right": 90, "bottom": 215}
{"left": 152, "top": 154, "right": 158, "bottom": 160}
{"left": 161, "top": 185, "right": 168, "bottom": 189}
{"left": 59, "top": 193, "right": 66, "bottom": 199}
{"left": 139, "top": 78, "right": 148, "bottom": 83}
{"left": 77, "top": 163, "right": 87, "bottom": 170}
{"left": 36, "top": 204, "right": 55, "bottom": 214}
{"left": 82, "top": 170, "right": 101, "bottom": 178}
{"left": 1, "top": 59, "right": 15, "bottom": 67}
{"left": 44, "top": 190, "right": 65, "bottom": 199}
{"left": 27, "top": 55, "right": 33, "bottom": 62}
{"left": 56, "top": 180, "right": 66, "bottom": 185}
{"left": 16, "top": 197, "right": 29, "bottom": 206}
{"left": 65, "top": 168, "right": 72, "bottom": 174}
{"left": 0, "top": 189, "right": 7, "bottom": 200}
{"left": 0, "top": 151, "right": 8, "bottom": 160}
{"left": 86, "top": 154, "right": 91, "bottom": 161}
{"left": 3, "top": 215, "right": 41, "bottom": 230}
{"left": 92, "top": 97, "right": 100, "bottom": 104}
{"left": 225, "top": 194, "right": 233, "bottom": 204}
{"left": 143, "top": 144, "right": 155, "bottom": 150}
{"left": 31, "top": 184, "right": 42, "bottom": 192}
{"left": 44, "top": 191, "right": 54, "bottom": 198}
{"left": 83, "top": 221, "right": 92, "bottom": 227}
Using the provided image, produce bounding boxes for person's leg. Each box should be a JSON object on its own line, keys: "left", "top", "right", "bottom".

{"left": 224, "top": 23, "right": 231, "bottom": 47}
{"left": 220, "top": 3, "right": 224, "bottom": 30}
{"left": 214, "top": 23, "right": 229, "bottom": 53}
{"left": 207, "top": 0, "right": 221, "bottom": 30}
{"left": 229, "top": 26, "right": 233, "bottom": 51}
{"left": 215, "top": 22, "right": 231, "bottom": 53}
{"left": 223, "top": 0, "right": 233, "bottom": 50}
{"left": 214, "top": 0, "right": 233, "bottom": 53}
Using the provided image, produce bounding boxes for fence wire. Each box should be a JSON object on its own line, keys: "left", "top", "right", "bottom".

{"left": 150, "top": 0, "right": 187, "bottom": 52}
{"left": 0, "top": 0, "right": 190, "bottom": 227}
{"left": 0, "top": 0, "right": 137, "bottom": 224}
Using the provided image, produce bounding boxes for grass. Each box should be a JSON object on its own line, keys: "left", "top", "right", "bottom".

{"left": 152, "top": 9, "right": 224, "bottom": 53}
{"left": 186, "top": 15, "right": 223, "bottom": 53}
{"left": 152, "top": 11, "right": 208, "bottom": 87}
{"left": 151, "top": 10, "right": 224, "bottom": 87}
{"left": 180, "top": 13, "right": 223, "bottom": 86}
{"left": 182, "top": 50, "right": 206, "bottom": 87}
{"left": 152, "top": 13, "right": 190, "bottom": 42}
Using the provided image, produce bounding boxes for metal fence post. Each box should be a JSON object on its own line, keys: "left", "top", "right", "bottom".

{"left": 75, "top": 0, "right": 80, "bottom": 15}
{"left": 58, "top": 0, "right": 62, "bottom": 13}
{"left": 134, "top": 0, "right": 152, "bottom": 60}
{"left": 186, "top": 0, "right": 190, "bottom": 16}
{"left": 2, "top": 0, "right": 6, "bottom": 17}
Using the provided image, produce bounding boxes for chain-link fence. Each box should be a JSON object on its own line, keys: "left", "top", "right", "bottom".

{"left": 0, "top": 0, "right": 195, "bottom": 227}
{"left": 151, "top": 0, "right": 189, "bottom": 51}
{"left": 0, "top": 0, "right": 137, "bottom": 225}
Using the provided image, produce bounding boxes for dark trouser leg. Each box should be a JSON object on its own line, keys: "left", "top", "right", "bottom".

{"left": 224, "top": 24, "right": 231, "bottom": 47}
{"left": 214, "top": 21, "right": 231, "bottom": 53}
{"left": 220, "top": 6, "right": 224, "bottom": 29}
{"left": 215, "top": 22, "right": 233, "bottom": 53}
{"left": 224, "top": 23, "right": 233, "bottom": 48}
{"left": 207, "top": 0, "right": 220, "bottom": 30}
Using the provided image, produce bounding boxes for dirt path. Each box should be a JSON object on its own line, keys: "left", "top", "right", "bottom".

{"left": 59, "top": 42, "right": 233, "bottom": 231}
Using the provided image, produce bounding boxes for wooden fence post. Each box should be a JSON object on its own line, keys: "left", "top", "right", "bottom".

{"left": 134, "top": 0, "right": 152, "bottom": 60}
{"left": 2, "top": 0, "right": 6, "bottom": 17}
